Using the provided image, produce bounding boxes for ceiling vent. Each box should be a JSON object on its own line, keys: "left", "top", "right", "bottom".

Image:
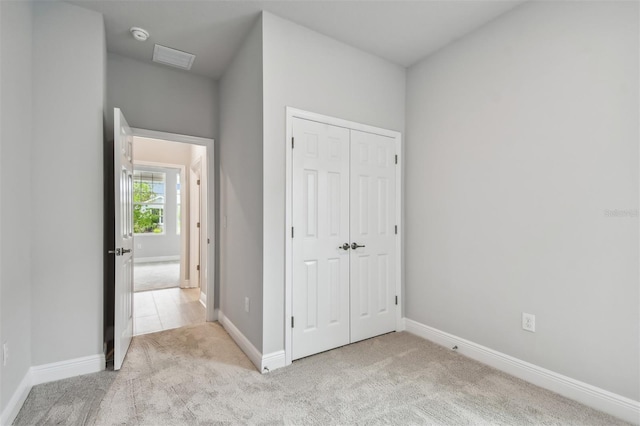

{"left": 152, "top": 44, "right": 195, "bottom": 70}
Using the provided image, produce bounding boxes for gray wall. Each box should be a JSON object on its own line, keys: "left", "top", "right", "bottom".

{"left": 0, "top": 0, "right": 33, "bottom": 413}
{"left": 405, "top": 1, "right": 639, "bottom": 400}
{"left": 107, "top": 53, "right": 217, "bottom": 140}
{"left": 261, "top": 12, "right": 406, "bottom": 354}
{"left": 219, "top": 17, "right": 264, "bottom": 351}
{"left": 31, "top": 1, "right": 106, "bottom": 365}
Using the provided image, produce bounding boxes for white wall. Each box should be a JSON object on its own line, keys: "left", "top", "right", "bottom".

{"left": 0, "top": 0, "right": 33, "bottom": 414}
{"left": 219, "top": 17, "right": 264, "bottom": 351}
{"left": 31, "top": 1, "right": 106, "bottom": 365}
{"left": 261, "top": 12, "right": 406, "bottom": 354}
{"left": 107, "top": 53, "right": 217, "bottom": 140}
{"left": 405, "top": 1, "right": 639, "bottom": 401}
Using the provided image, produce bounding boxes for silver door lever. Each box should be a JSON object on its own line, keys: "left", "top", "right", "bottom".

{"left": 351, "top": 242, "right": 365, "bottom": 249}
{"left": 338, "top": 243, "right": 350, "bottom": 250}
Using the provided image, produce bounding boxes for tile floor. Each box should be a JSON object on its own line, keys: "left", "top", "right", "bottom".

{"left": 134, "top": 287, "right": 205, "bottom": 335}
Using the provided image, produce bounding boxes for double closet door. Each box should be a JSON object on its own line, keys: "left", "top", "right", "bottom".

{"left": 292, "top": 117, "right": 398, "bottom": 360}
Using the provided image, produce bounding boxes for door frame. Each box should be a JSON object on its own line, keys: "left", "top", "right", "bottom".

{"left": 189, "top": 160, "right": 202, "bottom": 290}
{"left": 284, "top": 107, "right": 403, "bottom": 366}
{"left": 131, "top": 128, "right": 216, "bottom": 322}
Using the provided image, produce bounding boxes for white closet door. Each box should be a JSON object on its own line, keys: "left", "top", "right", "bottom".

{"left": 349, "top": 130, "right": 397, "bottom": 343}
{"left": 292, "top": 118, "right": 351, "bottom": 360}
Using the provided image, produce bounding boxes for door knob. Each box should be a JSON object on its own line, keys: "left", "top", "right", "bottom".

{"left": 338, "top": 243, "right": 350, "bottom": 250}
{"left": 351, "top": 242, "right": 365, "bottom": 250}
{"left": 108, "top": 248, "right": 122, "bottom": 256}
{"left": 122, "top": 248, "right": 132, "bottom": 254}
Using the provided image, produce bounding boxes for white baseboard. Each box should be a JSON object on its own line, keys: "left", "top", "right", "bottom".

{"left": 261, "top": 350, "right": 286, "bottom": 373}
{"left": 199, "top": 291, "right": 206, "bottom": 308}
{"left": 134, "top": 255, "right": 180, "bottom": 264}
{"left": 0, "top": 370, "right": 32, "bottom": 426}
{"left": 206, "top": 308, "right": 219, "bottom": 322}
{"left": 217, "top": 311, "right": 285, "bottom": 374}
{"left": 404, "top": 318, "right": 640, "bottom": 425}
{"left": 0, "top": 353, "right": 105, "bottom": 426}
{"left": 31, "top": 354, "right": 105, "bottom": 385}
{"left": 218, "top": 311, "right": 262, "bottom": 371}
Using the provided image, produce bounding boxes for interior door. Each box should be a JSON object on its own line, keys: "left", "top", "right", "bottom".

{"left": 292, "top": 118, "right": 351, "bottom": 360}
{"left": 349, "top": 130, "right": 397, "bottom": 342}
{"left": 113, "top": 108, "right": 134, "bottom": 370}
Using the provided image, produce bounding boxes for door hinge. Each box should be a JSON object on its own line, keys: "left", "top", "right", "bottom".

{"left": 395, "top": 154, "right": 398, "bottom": 165}
{"left": 207, "top": 238, "right": 210, "bottom": 244}
{"left": 197, "top": 179, "right": 200, "bottom": 185}
{"left": 291, "top": 317, "right": 295, "bottom": 328}
{"left": 197, "top": 222, "right": 200, "bottom": 228}
{"left": 395, "top": 295, "right": 398, "bottom": 305}
{"left": 291, "top": 227, "right": 294, "bottom": 238}
{"left": 197, "top": 265, "right": 200, "bottom": 271}
{"left": 395, "top": 225, "right": 398, "bottom": 235}
{"left": 292, "top": 137, "right": 295, "bottom": 149}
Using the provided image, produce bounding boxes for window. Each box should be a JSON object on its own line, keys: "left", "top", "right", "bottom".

{"left": 133, "top": 170, "right": 166, "bottom": 234}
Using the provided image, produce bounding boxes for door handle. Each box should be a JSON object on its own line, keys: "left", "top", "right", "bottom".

{"left": 351, "top": 242, "right": 365, "bottom": 250}
{"left": 108, "top": 248, "right": 132, "bottom": 256}
{"left": 338, "top": 243, "right": 350, "bottom": 250}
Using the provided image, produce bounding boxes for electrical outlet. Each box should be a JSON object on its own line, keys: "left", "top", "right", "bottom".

{"left": 522, "top": 312, "right": 536, "bottom": 332}
{"left": 244, "top": 297, "right": 250, "bottom": 313}
{"left": 3, "top": 342, "right": 8, "bottom": 366}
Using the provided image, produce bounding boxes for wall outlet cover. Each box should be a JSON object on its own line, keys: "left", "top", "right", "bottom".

{"left": 522, "top": 312, "right": 536, "bottom": 332}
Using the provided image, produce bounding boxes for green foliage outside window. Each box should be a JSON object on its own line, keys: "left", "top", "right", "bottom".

{"left": 134, "top": 181, "right": 163, "bottom": 234}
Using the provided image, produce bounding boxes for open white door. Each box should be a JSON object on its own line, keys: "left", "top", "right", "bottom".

{"left": 112, "top": 108, "right": 134, "bottom": 370}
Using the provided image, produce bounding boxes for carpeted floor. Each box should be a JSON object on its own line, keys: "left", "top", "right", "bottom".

{"left": 134, "top": 261, "right": 180, "bottom": 292}
{"left": 14, "top": 323, "right": 630, "bottom": 425}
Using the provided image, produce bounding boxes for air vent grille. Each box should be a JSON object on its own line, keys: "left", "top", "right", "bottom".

{"left": 152, "top": 44, "right": 195, "bottom": 70}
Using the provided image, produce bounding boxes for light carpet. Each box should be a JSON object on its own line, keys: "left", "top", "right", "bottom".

{"left": 14, "top": 322, "right": 630, "bottom": 425}
{"left": 134, "top": 261, "right": 180, "bottom": 292}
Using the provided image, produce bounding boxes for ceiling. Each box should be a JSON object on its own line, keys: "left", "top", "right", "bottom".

{"left": 68, "top": 0, "right": 526, "bottom": 80}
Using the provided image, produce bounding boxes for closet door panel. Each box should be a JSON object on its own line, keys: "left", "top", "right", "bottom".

{"left": 350, "top": 130, "right": 397, "bottom": 343}
{"left": 292, "top": 118, "right": 351, "bottom": 360}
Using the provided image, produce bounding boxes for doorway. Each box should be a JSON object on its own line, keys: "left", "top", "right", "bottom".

{"left": 130, "top": 134, "right": 211, "bottom": 336}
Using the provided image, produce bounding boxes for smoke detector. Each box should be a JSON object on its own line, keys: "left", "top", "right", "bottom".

{"left": 130, "top": 27, "right": 149, "bottom": 42}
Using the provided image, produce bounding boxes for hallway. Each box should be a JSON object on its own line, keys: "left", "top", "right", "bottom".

{"left": 134, "top": 287, "right": 205, "bottom": 335}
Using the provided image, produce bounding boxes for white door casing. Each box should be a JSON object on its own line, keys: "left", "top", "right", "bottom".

{"left": 292, "top": 118, "right": 351, "bottom": 360}
{"left": 113, "top": 108, "right": 134, "bottom": 371}
{"left": 190, "top": 165, "right": 201, "bottom": 288}
{"left": 349, "top": 130, "right": 397, "bottom": 342}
